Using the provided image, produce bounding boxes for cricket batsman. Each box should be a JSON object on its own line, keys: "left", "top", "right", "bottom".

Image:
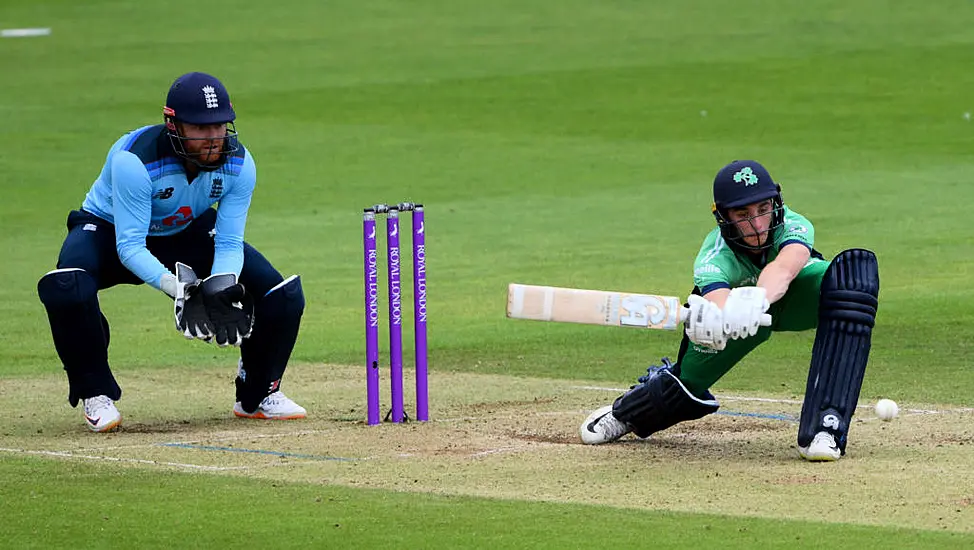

{"left": 37, "top": 72, "right": 307, "bottom": 432}
{"left": 580, "top": 160, "right": 879, "bottom": 461}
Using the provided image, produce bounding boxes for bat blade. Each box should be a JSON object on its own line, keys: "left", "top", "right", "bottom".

{"left": 507, "top": 283, "right": 687, "bottom": 331}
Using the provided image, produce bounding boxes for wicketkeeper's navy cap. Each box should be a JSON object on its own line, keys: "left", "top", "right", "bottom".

{"left": 164, "top": 72, "right": 236, "bottom": 125}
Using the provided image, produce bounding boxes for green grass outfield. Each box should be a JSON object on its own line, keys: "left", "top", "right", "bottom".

{"left": 2, "top": 0, "right": 973, "bottom": 547}
{"left": 3, "top": 458, "right": 971, "bottom": 549}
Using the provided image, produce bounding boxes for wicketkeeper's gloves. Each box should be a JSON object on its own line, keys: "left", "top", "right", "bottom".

{"left": 200, "top": 273, "right": 255, "bottom": 347}
{"left": 173, "top": 262, "right": 213, "bottom": 341}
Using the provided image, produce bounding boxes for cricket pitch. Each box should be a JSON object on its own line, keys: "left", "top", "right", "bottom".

{"left": 1, "top": 364, "right": 971, "bottom": 533}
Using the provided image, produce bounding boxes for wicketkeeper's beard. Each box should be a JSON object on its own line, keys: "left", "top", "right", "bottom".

{"left": 196, "top": 144, "right": 222, "bottom": 165}
{"left": 183, "top": 139, "right": 223, "bottom": 164}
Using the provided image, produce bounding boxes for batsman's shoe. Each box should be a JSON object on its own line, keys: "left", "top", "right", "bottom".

{"left": 580, "top": 405, "right": 632, "bottom": 445}
{"left": 234, "top": 391, "right": 307, "bottom": 420}
{"left": 83, "top": 395, "right": 121, "bottom": 433}
{"left": 798, "top": 431, "right": 841, "bottom": 462}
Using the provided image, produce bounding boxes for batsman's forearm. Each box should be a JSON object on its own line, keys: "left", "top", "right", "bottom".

{"left": 757, "top": 264, "right": 795, "bottom": 304}
{"left": 701, "top": 287, "right": 730, "bottom": 309}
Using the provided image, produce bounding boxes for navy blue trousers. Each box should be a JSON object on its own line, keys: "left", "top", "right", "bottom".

{"left": 45, "top": 208, "right": 288, "bottom": 406}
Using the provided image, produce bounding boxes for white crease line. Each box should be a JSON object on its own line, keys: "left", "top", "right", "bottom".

{"left": 68, "top": 442, "right": 167, "bottom": 453}
{"left": 469, "top": 446, "right": 524, "bottom": 457}
{"left": 0, "top": 447, "right": 248, "bottom": 471}
{"left": 161, "top": 428, "right": 335, "bottom": 446}
{"left": 571, "top": 386, "right": 974, "bottom": 415}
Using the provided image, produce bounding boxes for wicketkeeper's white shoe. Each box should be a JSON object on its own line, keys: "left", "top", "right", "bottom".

{"left": 83, "top": 395, "right": 121, "bottom": 433}
{"left": 580, "top": 405, "right": 631, "bottom": 445}
{"left": 798, "top": 431, "right": 841, "bottom": 462}
{"left": 233, "top": 391, "right": 307, "bottom": 420}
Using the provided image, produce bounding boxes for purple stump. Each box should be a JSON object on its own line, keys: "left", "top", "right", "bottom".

{"left": 412, "top": 205, "right": 429, "bottom": 421}
{"left": 363, "top": 209, "right": 380, "bottom": 426}
{"left": 386, "top": 208, "right": 405, "bottom": 422}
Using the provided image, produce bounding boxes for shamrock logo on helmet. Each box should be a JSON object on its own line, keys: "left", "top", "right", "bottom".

{"left": 733, "top": 166, "right": 759, "bottom": 186}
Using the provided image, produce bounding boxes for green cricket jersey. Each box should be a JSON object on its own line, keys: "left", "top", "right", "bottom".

{"left": 692, "top": 206, "right": 816, "bottom": 294}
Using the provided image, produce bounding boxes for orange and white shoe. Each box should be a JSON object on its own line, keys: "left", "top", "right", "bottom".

{"left": 83, "top": 395, "right": 121, "bottom": 433}
{"left": 233, "top": 391, "right": 306, "bottom": 420}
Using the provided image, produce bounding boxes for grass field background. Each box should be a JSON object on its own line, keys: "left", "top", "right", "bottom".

{"left": 2, "top": 0, "right": 973, "bottom": 547}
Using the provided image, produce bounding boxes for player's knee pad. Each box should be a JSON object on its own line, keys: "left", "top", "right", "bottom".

{"left": 258, "top": 275, "right": 305, "bottom": 320}
{"left": 38, "top": 269, "right": 105, "bottom": 345}
{"left": 612, "top": 368, "right": 719, "bottom": 438}
{"left": 37, "top": 268, "right": 118, "bottom": 405}
{"left": 38, "top": 268, "right": 98, "bottom": 308}
{"left": 238, "top": 276, "right": 304, "bottom": 410}
{"left": 798, "top": 248, "right": 879, "bottom": 453}
{"left": 37, "top": 268, "right": 113, "bottom": 348}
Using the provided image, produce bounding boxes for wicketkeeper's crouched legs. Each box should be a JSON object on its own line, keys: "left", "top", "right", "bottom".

{"left": 236, "top": 275, "right": 305, "bottom": 413}
{"left": 37, "top": 269, "right": 121, "bottom": 406}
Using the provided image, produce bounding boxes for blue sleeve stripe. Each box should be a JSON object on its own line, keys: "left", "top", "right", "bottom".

{"left": 147, "top": 163, "right": 183, "bottom": 181}
{"left": 144, "top": 157, "right": 174, "bottom": 171}
{"left": 700, "top": 282, "right": 731, "bottom": 295}
{"left": 779, "top": 240, "right": 811, "bottom": 251}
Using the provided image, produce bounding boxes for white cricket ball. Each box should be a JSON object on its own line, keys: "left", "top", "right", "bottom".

{"left": 875, "top": 398, "right": 899, "bottom": 421}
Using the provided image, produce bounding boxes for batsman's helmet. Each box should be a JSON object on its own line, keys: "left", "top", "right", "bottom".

{"left": 711, "top": 160, "right": 784, "bottom": 252}
{"left": 163, "top": 72, "right": 238, "bottom": 168}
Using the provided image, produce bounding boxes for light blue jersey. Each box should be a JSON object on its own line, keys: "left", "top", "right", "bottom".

{"left": 82, "top": 125, "right": 256, "bottom": 290}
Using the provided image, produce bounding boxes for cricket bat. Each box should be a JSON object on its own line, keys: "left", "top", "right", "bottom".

{"left": 507, "top": 283, "right": 688, "bottom": 330}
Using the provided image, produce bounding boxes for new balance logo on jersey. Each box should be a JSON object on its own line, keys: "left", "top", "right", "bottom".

{"left": 202, "top": 86, "right": 219, "bottom": 109}
{"left": 209, "top": 178, "right": 223, "bottom": 199}
{"left": 152, "top": 187, "right": 174, "bottom": 200}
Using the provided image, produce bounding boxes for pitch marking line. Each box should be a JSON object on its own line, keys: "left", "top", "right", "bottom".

{"left": 159, "top": 443, "right": 360, "bottom": 462}
{"left": 573, "top": 385, "right": 974, "bottom": 416}
{"left": 0, "top": 446, "right": 248, "bottom": 471}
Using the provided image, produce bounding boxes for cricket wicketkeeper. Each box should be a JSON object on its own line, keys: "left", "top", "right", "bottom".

{"left": 580, "top": 160, "right": 879, "bottom": 461}
{"left": 37, "top": 72, "right": 307, "bottom": 432}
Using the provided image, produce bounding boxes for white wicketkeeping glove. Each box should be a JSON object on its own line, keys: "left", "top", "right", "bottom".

{"left": 684, "top": 294, "right": 726, "bottom": 351}
{"left": 722, "top": 286, "right": 770, "bottom": 339}
{"left": 172, "top": 263, "right": 214, "bottom": 341}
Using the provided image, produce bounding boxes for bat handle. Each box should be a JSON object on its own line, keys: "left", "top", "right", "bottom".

{"left": 760, "top": 313, "right": 773, "bottom": 327}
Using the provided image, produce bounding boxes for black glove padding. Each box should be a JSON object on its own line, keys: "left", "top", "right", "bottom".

{"left": 200, "top": 273, "right": 255, "bottom": 347}
{"left": 173, "top": 263, "right": 214, "bottom": 341}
